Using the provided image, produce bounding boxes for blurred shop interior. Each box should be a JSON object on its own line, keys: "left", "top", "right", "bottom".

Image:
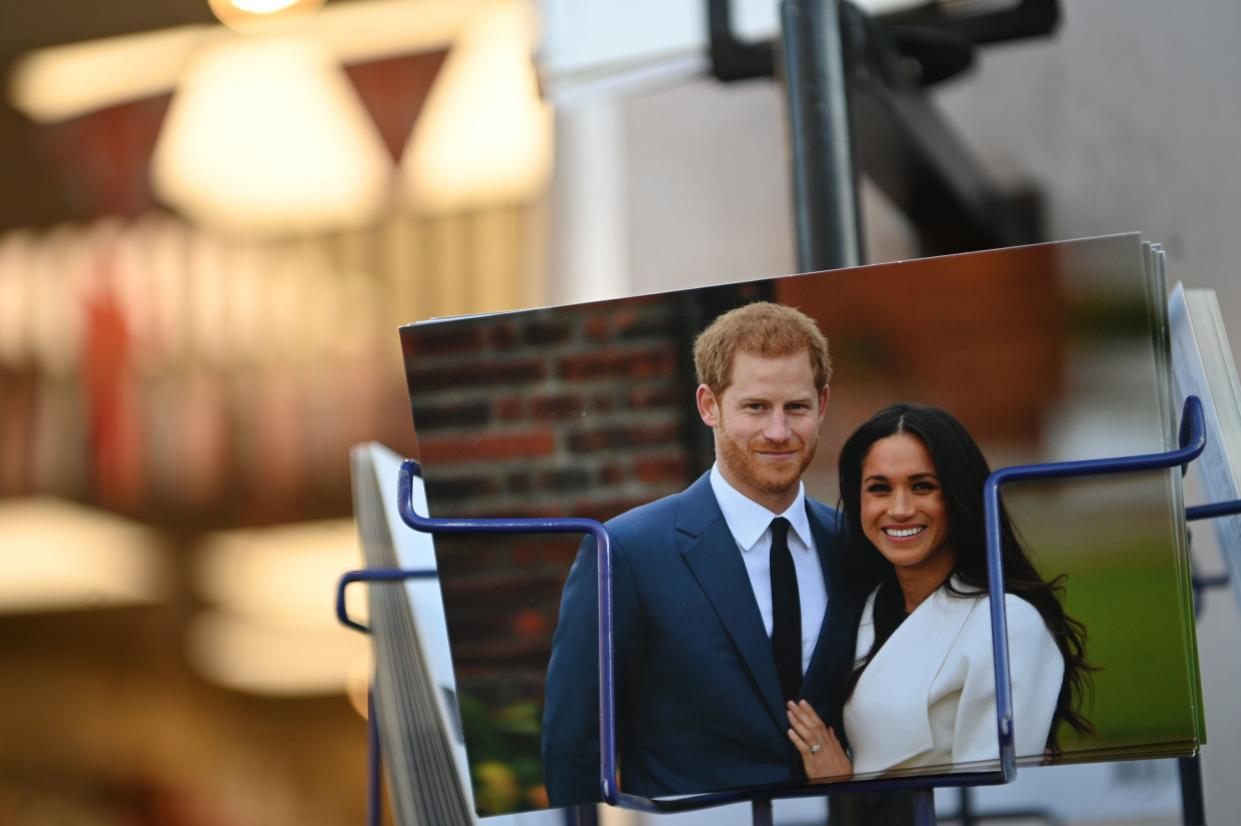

{"left": 2, "top": 0, "right": 1241, "bottom": 824}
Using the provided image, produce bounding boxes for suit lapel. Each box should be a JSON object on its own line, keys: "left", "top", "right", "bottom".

{"left": 801, "top": 503, "right": 857, "bottom": 708}
{"left": 676, "top": 474, "right": 787, "bottom": 729}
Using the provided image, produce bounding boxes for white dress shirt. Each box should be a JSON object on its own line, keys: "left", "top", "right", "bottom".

{"left": 709, "top": 464, "right": 829, "bottom": 675}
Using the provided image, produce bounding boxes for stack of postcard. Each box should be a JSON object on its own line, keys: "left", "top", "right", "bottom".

{"left": 350, "top": 443, "right": 560, "bottom": 825}
{"left": 1170, "top": 285, "right": 1241, "bottom": 612}
{"left": 372, "top": 234, "right": 1204, "bottom": 821}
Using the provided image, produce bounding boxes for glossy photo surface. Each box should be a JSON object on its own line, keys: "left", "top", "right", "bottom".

{"left": 398, "top": 234, "right": 1199, "bottom": 816}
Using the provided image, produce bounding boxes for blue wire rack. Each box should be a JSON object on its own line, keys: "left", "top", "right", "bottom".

{"left": 337, "top": 394, "right": 1239, "bottom": 826}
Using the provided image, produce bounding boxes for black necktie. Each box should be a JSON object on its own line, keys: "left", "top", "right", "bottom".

{"left": 769, "top": 516, "right": 802, "bottom": 702}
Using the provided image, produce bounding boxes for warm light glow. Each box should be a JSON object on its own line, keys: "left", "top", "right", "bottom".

{"left": 187, "top": 610, "right": 369, "bottom": 695}
{"left": 7, "top": 0, "right": 476, "bottom": 123}
{"left": 233, "top": 0, "right": 302, "bottom": 14}
{"left": 402, "top": 0, "right": 553, "bottom": 212}
{"left": 7, "top": 26, "right": 211, "bottom": 124}
{"left": 190, "top": 518, "right": 371, "bottom": 695}
{"left": 151, "top": 33, "right": 392, "bottom": 234}
{"left": 196, "top": 519, "right": 368, "bottom": 631}
{"left": 208, "top": 0, "right": 326, "bottom": 33}
{"left": 0, "top": 498, "right": 167, "bottom": 614}
{"left": 318, "top": 0, "right": 478, "bottom": 64}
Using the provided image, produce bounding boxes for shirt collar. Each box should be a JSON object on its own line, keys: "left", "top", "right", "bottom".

{"left": 709, "top": 463, "right": 813, "bottom": 551}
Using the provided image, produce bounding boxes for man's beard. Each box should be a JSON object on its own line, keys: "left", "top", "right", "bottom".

{"left": 716, "top": 426, "right": 818, "bottom": 496}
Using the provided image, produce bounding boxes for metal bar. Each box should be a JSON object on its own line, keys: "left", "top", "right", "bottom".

{"left": 709, "top": 0, "right": 1043, "bottom": 255}
{"left": 336, "top": 567, "right": 438, "bottom": 634}
{"left": 1194, "top": 574, "right": 1231, "bottom": 590}
{"left": 564, "top": 805, "right": 598, "bottom": 826}
{"left": 950, "top": 0, "right": 1060, "bottom": 46}
{"left": 367, "top": 691, "right": 381, "bottom": 826}
{"left": 368, "top": 395, "right": 1208, "bottom": 818}
{"left": 752, "top": 798, "right": 774, "bottom": 826}
{"left": 337, "top": 572, "right": 439, "bottom": 826}
{"left": 779, "top": 0, "right": 864, "bottom": 270}
{"left": 388, "top": 461, "right": 1007, "bottom": 815}
{"left": 982, "top": 395, "right": 1206, "bottom": 779}
{"left": 1186, "top": 498, "right": 1241, "bottom": 520}
{"left": 1178, "top": 755, "right": 1207, "bottom": 826}
{"left": 912, "top": 789, "right": 937, "bottom": 826}
{"left": 957, "top": 786, "right": 974, "bottom": 826}
{"left": 842, "top": 1, "right": 1032, "bottom": 254}
{"left": 707, "top": 0, "right": 775, "bottom": 81}
{"left": 392, "top": 460, "right": 622, "bottom": 806}
{"left": 612, "top": 769, "right": 1010, "bottom": 813}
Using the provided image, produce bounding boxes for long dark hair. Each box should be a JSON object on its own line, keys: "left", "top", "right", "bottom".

{"left": 838, "top": 403, "right": 1094, "bottom": 752}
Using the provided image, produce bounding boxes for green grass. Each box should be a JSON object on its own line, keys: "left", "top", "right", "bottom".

{"left": 1049, "top": 549, "right": 1199, "bottom": 748}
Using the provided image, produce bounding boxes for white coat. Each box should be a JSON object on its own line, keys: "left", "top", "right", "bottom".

{"left": 843, "top": 581, "right": 1064, "bottom": 774}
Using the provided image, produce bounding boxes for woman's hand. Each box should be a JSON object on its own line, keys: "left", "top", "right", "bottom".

{"left": 786, "top": 700, "right": 852, "bottom": 781}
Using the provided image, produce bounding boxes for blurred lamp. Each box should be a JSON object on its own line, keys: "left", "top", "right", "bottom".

{"left": 402, "top": 0, "right": 553, "bottom": 212}
{"left": 196, "top": 518, "right": 366, "bottom": 631}
{"left": 207, "top": 0, "right": 326, "bottom": 33}
{"left": 7, "top": 0, "right": 476, "bottom": 123}
{"left": 0, "top": 498, "right": 166, "bottom": 614}
{"left": 187, "top": 610, "right": 369, "bottom": 696}
{"left": 150, "top": 33, "right": 392, "bottom": 235}
{"left": 190, "top": 519, "right": 369, "bottom": 695}
{"left": 6, "top": 26, "right": 208, "bottom": 124}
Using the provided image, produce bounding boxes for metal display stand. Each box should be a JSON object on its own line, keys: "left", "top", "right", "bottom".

{"left": 337, "top": 395, "right": 1239, "bottom": 826}
{"left": 334, "top": 3, "right": 1238, "bottom": 822}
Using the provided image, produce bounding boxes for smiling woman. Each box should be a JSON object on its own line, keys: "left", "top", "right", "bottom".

{"left": 859, "top": 432, "right": 954, "bottom": 612}
{"left": 788, "top": 402, "right": 1094, "bottom": 780}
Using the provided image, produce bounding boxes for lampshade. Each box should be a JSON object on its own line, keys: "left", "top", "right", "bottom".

{"left": 401, "top": 0, "right": 553, "bottom": 213}
{"left": 151, "top": 33, "right": 392, "bottom": 235}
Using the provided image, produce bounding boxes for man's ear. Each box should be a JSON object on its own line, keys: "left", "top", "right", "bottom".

{"left": 696, "top": 384, "right": 720, "bottom": 428}
{"left": 817, "top": 384, "right": 830, "bottom": 424}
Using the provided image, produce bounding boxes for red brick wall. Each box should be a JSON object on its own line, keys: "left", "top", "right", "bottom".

{"left": 402, "top": 295, "right": 704, "bottom": 700}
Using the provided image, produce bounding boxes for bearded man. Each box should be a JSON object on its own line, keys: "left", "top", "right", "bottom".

{"left": 542, "top": 301, "right": 862, "bottom": 807}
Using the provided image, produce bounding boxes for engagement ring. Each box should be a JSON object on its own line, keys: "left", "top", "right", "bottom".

{"left": 810, "top": 743, "right": 822, "bottom": 754}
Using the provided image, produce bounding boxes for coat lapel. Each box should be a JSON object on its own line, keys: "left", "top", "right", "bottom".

{"left": 676, "top": 474, "right": 787, "bottom": 729}
{"left": 845, "top": 586, "right": 980, "bottom": 771}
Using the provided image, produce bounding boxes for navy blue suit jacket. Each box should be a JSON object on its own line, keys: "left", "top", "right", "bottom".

{"left": 541, "top": 472, "right": 861, "bottom": 807}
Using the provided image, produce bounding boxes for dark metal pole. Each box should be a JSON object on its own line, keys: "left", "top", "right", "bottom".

{"left": 779, "top": 4, "right": 924, "bottom": 823}
{"left": 367, "top": 691, "right": 381, "bottom": 826}
{"left": 1178, "top": 755, "right": 1207, "bottom": 826}
{"left": 912, "top": 789, "right": 938, "bottom": 825}
{"left": 778, "top": 0, "right": 864, "bottom": 271}
{"left": 957, "top": 786, "right": 976, "bottom": 826}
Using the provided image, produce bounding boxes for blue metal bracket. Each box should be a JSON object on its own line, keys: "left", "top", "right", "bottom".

{"left": 336, "top": 565, "right": 440, "bottom": 826}
{"left": 981, "top": 394, "right": 1206, "bottom": 780}
{"left": 336, "top": 567, "right": 438, "bottom": 634}
{"left": 339, "top": 395, "right": 1236, "bottom": 825}
{"left": 390, "top": 458, "right": 624, "bottom": 806}
{"left": 1186, "top": 499, "right": 1241, "bottom": 521}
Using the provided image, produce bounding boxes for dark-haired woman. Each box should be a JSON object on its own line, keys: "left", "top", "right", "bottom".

{"left": 786, "top": 403, "right": 1092, "bottom": 779}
